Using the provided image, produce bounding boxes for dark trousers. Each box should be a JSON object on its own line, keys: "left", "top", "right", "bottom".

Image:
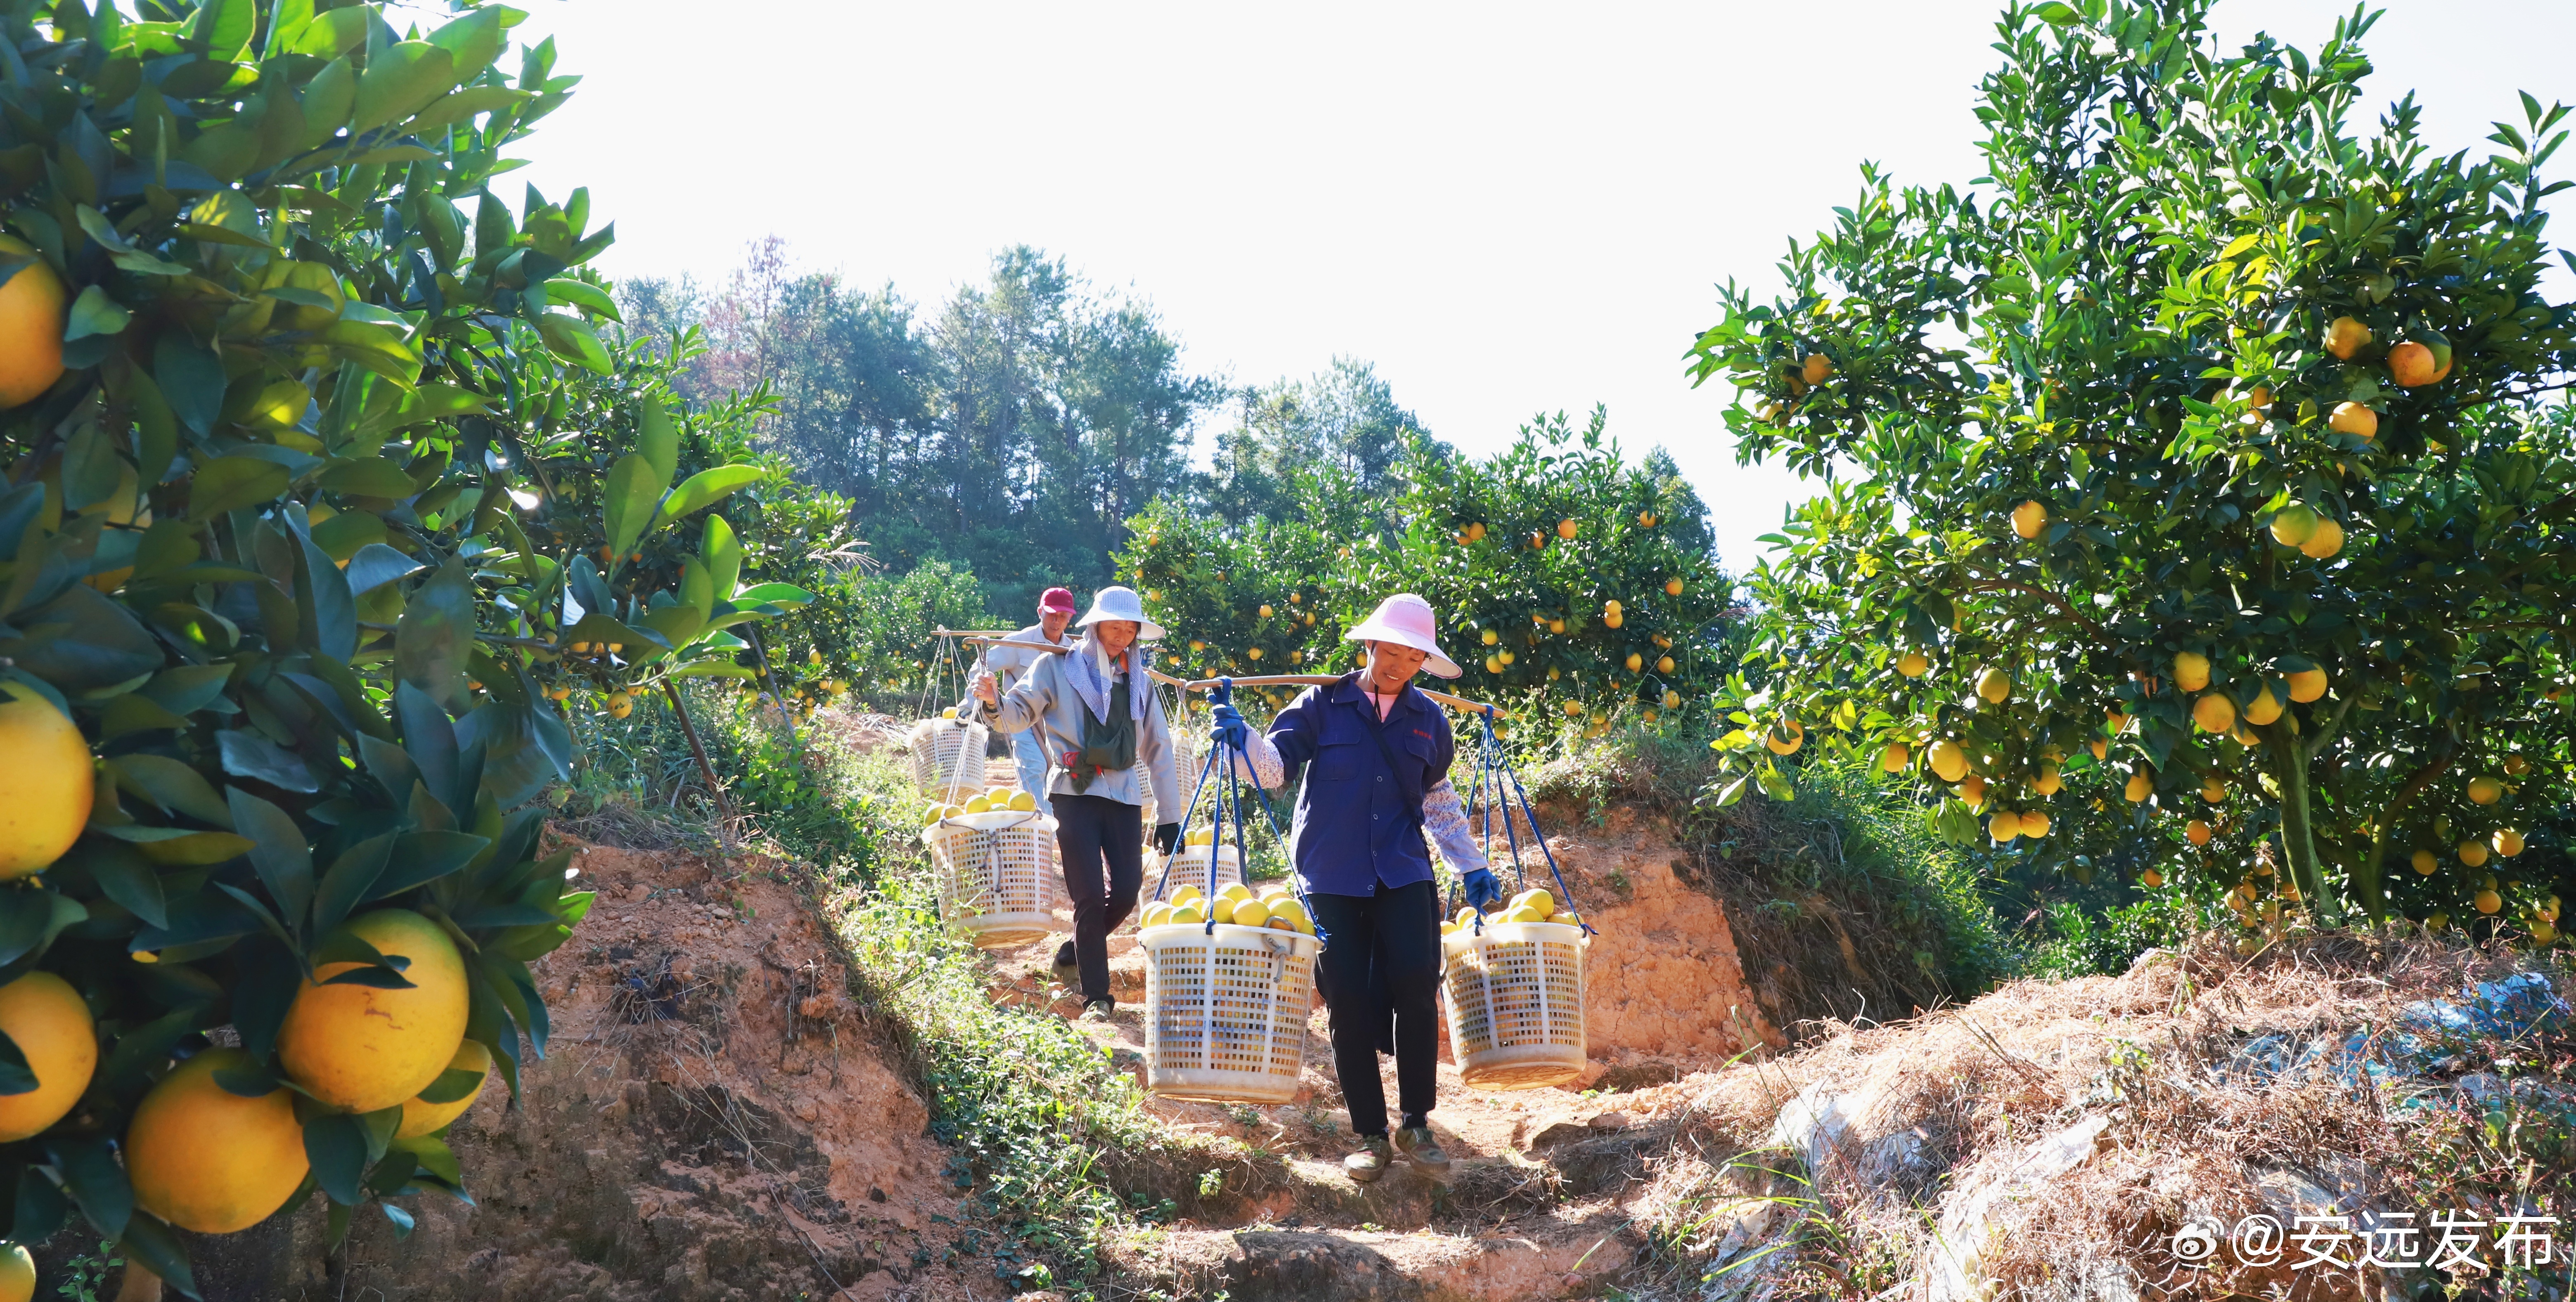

{"left": 1052, "top": 793, "right": 1143, "bottom": 1004}
{"left": 1309, "top": 879, "right": 1442, "bottom": 1136}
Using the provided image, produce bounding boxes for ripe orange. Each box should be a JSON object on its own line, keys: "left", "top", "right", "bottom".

{"left": 2019, "top": 811, "right": 2050, "bottom": 838}
{"left": 2323, "top": 315, "right": 2370, "bottom": 360}
{"left": 2124, "top": 771, "right": 2152, "bottom": 803}
{"left": 1895, "top": 651, "right": 1929, "bottom": 677}
{"left": 1802, "top": 353, "right": 1833, "bottom": 385}
{"left": 2387, "top": 341, "right": 2442, "bottom": 387}
{"left": 2141, "top": 869, "right": 2165, "bottom": 888}
{"left": 2287, "top": 668, "right": 2329, "bottom": 703}
{"left": 2467, "top": 776, "right": 2503, "bottom": 805}
{"left": 2171, "top": 652, "right": 2211, "bottom": 693}
{"left": 2493, "top": 828, "right": 2526, "bottom": 858}
{"left": 2010, "top": 500, "right": 2046, "bottom": 540}
{"left": 0, "top": 1242, "right": 27, "bottom": 1302}
{"left": 1656, "top": 655, "right": 1676, "bottom": 675}
{"left": 277, "top": 909, "right": 470, "bottom": 1113}
{"left": 1664, "top": 577, "right": 1685, "bottom": 597}
{"left": 2474, "top": 889, "right": 2502, "bottom": 915}
{"left": 0, "top": 237, "right": 66, "bottom": 408}
{"left": 0, "top": 973, "right": 94, "bottom": 1143}
{"left": 126, "top": 1049, "right": 310, "bottom": 1234}
{"left": 2458, "top": 839, "right": 2490, "bottom": 869}
{"left": 1625, "top": 653, "right": 1643, "bottom": 672}
{"left": 1957, "top": 774, "right": 1987, "bottom": 809}
{"left": 2186, "top": 819, "right": 2212, "bottom": 847}
{"left": 2299, "top": 518, "right": 2345, "bottom": 559}
{"left": 1989, "top": 811, "right": 2021, "bottom": 843}
{"left": 0, "top": 687, "right": 92, "bottom": 878}
{"left": 1975, "top": 667, "right": 2012, "bottom": 703}
{"left": 1766, "top": 721, "right": 1804, "bottom": 755}
{"left": 2412, "top": 850, "right": 2438, "bottom": 875}
{"left": 2328, "top": 402, "right": 2377, "bottom": 440}
{"left": 1928, "top": 739, "right": 1970, "bottom": 782}
{"left": 1662, "top": 690, "right": 1681, "bottom": 709}
{"left": 2242, "top": 685, "right": 2283, "bottom": 725}
{"left": 396, "top": 1038, "right": 494, "bottom": 1139}
{"left": 1556, "top": 518, "right": 1577, "bottom": 540}
{"left": 2268, "top": 503, "right": 2319, "bottom": 547}
{"left": 1880, "top": 742, "right": 1910, "bottom": 773}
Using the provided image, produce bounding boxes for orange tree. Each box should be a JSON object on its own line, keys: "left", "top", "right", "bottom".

{"left": 1687, "top": 0, "right": 2576, "bottom": 943}
{"left": 1122, "top": 410, "right": 1736, "bottom": 732}
{"left": 0, "top": 0, "right": 798, "bottom": 1291}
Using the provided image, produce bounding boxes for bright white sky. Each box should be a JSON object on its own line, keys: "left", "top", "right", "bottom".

{"left": 476, "top": 1, "right": 2576, "bottom": 578}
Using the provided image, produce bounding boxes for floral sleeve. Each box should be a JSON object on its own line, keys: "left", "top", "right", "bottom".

{"left": 1422, "top": 779, "right": 1487, "bottom": 874}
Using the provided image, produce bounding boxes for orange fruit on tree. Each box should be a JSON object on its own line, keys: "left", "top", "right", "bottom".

{"left": 2242, "top": 685, "right": 2283, "bottom": 725}
{"left": 2034, "top": 765, "right": 2063, "bottom": 795}
{"left": 2300, "top": 518, "right": 2345, "bottom": 559}
{"left": 0, "top": 685, "right": 92, "bottom": 879}
{"left": 2124, "top": 770, "right": 2153, "bottom": 803}
{"left": 2089, "top": 739, "right": 2108, "bottom": 760}
{"left": 2186, "top": 819, "right": 2213, "bottom": 846}
{"left": 1662, "top": 689, "right": 1681, "bottom": 709}
{"left": 1895, "top": 651, "right": 1929, "bottom": 677}
{"left": 2387, "top": 340, "right": 2443, "bottom": 386}
{"left": 2268, "top": 503, "right": 2319, "bottom": 547}
{"left": 1556, "top": 518, "right": 1577, "bottom": 540}
{"left": 396, "top": 1037, "right": 494, "bottom": 1139}
{"left": 2192, "top": 693, "right": 2237, "bottom": 734}
{"left": 0, "top": 973, "right": 94, "bottom": 1143}
{"left": 2458, "top": 839, "right": 2490, "bottom": 869}
{"left": 2010, "top": 499, "right": 2046, "bottom": 540}
{"left": 1880, "top": 741, "right": 1911, "bottom": 773}
{"left": 1989, "top": 810, "right": 2021, "bottom": 843}
{"left": 2019, "top": 810, "right": 2050, "bottom": 838}
{"left": 2504, "top": 753, "right": 2529, "bottom": 776}
{"left": 1766, "top": 721, "right": 1804, "bottom": 755}
{"left": 2323, "top": 315, "right": 2371, "bottom": 359}
{"left": 2412, "top": 850, "right": 2439, "bottom": 875}
{"left": 2466, "top": 776, "right": 2503, "bottom": 805}
{"left": 0, "top": 237, "right": 66, "bottom": 408}
{"left": 1664, "top": 577, "right": 1685, "bottom": 597}
{"left": 1928, "top": 739, "right": 1970, "bottom": 782}
{"left": 2329, "top": 402, "right": 2377, "bottom": 440}
{"left": 2286, "top": 668, "right": 2329, "bottom": 703}
{"left": 277, "top": 909, "right": 470, "bottom": 1113}
{"left": 1656, "top": 655, "right": 1676, "bottom": 675}
{"left": 1801, "top": 353, "right": 1833, "bottom": 385}
{"left": 1957, "top": 774, "right": 1987, "bottom": 809}
{"left": 2474, "top": 889, "right": 2503, "bottom": 916}
{"left": 125, "top": 1048, "right": 310, "bottom": 1234}
{"left": 2493, "top": 828, "right": 2526, "bottom": 858}
{"left": 1625, "top": 653, "right": 1643, "bottom": 672}
{"left": 2171, "top": 651, "right": 2211, "bottom": 693}
{"left": 2141, "top": 868, "right": 2164, "bottom": 888}
{"left": 1975, "top": 666, "right": 2012, "bottom": 703}
{"left": 0, "top": 1241, "right": 28, "bottom": 1302}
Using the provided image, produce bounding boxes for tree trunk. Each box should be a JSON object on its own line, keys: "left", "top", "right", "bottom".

{"left": 2274, "top": 734, "right": 2338, "bottom": 925}
{"left": 661, "top": 680, "right": 730, "bottom": 817}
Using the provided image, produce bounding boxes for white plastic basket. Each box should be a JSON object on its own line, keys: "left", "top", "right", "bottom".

{"left": 923, "top": 810, "right": 1062, "bottom": 949}
{"left": 1144, "top": 730, "right": 1199, "bottom": 826}
{"left": 907, "top": 715, "right": 989, "bottom": 800}
{"left": 1154, "top": 844, "right": 1243, "bottom": 898}
{"left": 1440, "top": 920, "right": 1588, "bottom": 1089}
{"left": 1139, "top": 920, "right": 1318, "bottom": 1104}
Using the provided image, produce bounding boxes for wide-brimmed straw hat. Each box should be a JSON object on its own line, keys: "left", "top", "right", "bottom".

{"left": 1343, "top": 593, "right": 1460, "bottom": 679}
{"left": 1076, "top": 585, "right": 1166, "bottom": 641}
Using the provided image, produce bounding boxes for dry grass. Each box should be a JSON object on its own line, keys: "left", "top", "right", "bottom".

{"left": 1628, "top": 926, "right": 2574, "bottom": 1300}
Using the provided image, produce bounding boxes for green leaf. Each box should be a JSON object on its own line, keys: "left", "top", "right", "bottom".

{"left": 413, "top": 1066, "right": 485, "bottom": 1107}
{"left": 153, "top": 335, "right": 225, "bottom": 437}
{"left": 111, "top": 1213, "right": 197, "bottom": 1301}
{"left": 350, "top": 41, "right": 457, "bottom": 134}
{"left": 702, "top": 515, "right": 743, "bottom": 599}
{"left": 637, "top": 403, "right": 680, "bottom": 486}
{"left": 226, "top": 788, "right": 314, "bottom": 930}
{"left": 310, "top": 833, "right": 395, "bottom": 938}
{"left": 728, "top": 581, "right": 813, "bottom": 608}
{"left": 187, "top": 455, "right": 292, "bottom": 522}
{"left": 287, "top": 7, "right": 369, "bottom": 58}
{"left": 396, "top": 558, "right": 474, "bottom": 710}
{"left": 107, "top": 755, "right": 232, "bottom": 826}
{"left": 48, "top": 1136, "right": 131, "bottom": 1238}
{"left": 218, "top": 729, "right": 319, "bottom": 793}
{"left": 656, "top": 465, "right": 763, "bottom": 527}
{"left": 62, "top": 285, "right": 130, "bottom": 342}
{"left": 303, "top": 1110, "right": 369, "bottom": 1205}
{"left": 104, "top": 826, "right": 253, "bottom": 867}
{"left": 0, "top": 1031, "right": 40, "bottom": 1096}
{"left": 540, "top": 276, "right": 620, "bottom": 321}
{"left": 83, "top": 840, "right": 170, "bottom": 930}
{"left": 344, "top": 542, "right": 424, "bottom": 595}
{"left": 601, "top": 455, "right": 658, "bottom": 566}
{"left": 535, "top": 312, "right": 611, "bottom": 374}
{"left": 317, "top": 455, "right": 422, "bottom": 499}
{"left": 0, "top": 586, "right": 163, "bottom": 692}
{"left": 363, "top": 830, "right": 489, "bottom": 902}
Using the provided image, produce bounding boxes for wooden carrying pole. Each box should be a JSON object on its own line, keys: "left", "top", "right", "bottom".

{"left": 946, "top": 634, "right": 1503, "bottom": 716}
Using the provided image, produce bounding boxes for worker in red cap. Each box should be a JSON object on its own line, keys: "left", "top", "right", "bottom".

{"left": 982, "top": 587, "right": 1079, "bottom": 819}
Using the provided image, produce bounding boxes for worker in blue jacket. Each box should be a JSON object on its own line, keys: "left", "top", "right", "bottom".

{"left": 1217, "top": 593, "right": 1501, "bottom": 1183}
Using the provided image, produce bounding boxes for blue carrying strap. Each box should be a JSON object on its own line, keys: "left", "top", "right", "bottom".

{"left": 1144, "top": 679, "right": 1330, "bottom": 949}
{"left": 1448, "top": 706, "right": 1589, "bottom": 940}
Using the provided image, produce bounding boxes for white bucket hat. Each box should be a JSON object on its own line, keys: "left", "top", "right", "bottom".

{"left": 1076, "top": 585, "right": 1166, "bottom": 642}
{"left": 1343, "top": 593, "right": 1461, "bottom": 679}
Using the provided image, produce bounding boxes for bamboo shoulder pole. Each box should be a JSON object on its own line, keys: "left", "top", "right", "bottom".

{"left": 946, "top": 636, "right": 1500, "bottom": 715}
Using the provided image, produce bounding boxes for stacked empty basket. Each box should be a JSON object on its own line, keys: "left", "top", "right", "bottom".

{"left": 924, "top": 810, "right": 1063, "bottom": 949}
{"left": 907, "top": 714, "right": 988, "bottom": 800}
{"left": 1140, "top": 915, "right": 1317, "bottom": 1103}
{"left": 1439, "top": 916, "right": 1587, "bottom": 1088}
{"left": 1153, "top": 843, "right": 1242, "bottom": 897}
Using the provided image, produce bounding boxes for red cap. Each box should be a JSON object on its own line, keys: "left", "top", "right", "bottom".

{"left": 1038, "top": 587, "right": 1077, "bottom": 614}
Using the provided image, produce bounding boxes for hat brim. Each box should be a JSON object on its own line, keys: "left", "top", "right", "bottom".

{"left": 1079, "top": 609, "right": 1166, "bottom": 642}
{"left": 1343, "top": 623, "right": 1461, "bottom": 679}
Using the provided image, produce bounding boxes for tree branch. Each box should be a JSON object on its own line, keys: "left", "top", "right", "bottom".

{"left": 1959, "top": 573, "right": 2109, "bottom": 640}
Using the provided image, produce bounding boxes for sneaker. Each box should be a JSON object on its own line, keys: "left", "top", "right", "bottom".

{"left": 1343, "top": 1134, "right": 1396, "bottom": 1184}
{"left": 1078, "top": 1000, "right": 1115, "bottom": 1023}
{"left": 1393, "top": 1125, "right": 1449, "bottom": 1173}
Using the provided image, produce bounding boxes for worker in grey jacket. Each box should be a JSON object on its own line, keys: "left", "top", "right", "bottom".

{"left": 980, "top": 586, "right": 1078, "bottom": 817}
{"left": 974, "top": 586, "right": 1180, "bottom": 1018}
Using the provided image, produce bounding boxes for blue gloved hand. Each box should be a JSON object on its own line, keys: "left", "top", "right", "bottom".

{"left": 1461, "top": 868, "right": 1503, "bottom": 911}
{"left": 1211, "top": 703, "right": 1251, "bottom": 750}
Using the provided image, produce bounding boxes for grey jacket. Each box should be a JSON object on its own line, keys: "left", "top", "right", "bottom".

{"left": 986, "top": 649, "right": 1178, "bottom": 813}
{"left": 983, "top": 622, "right": 1068, "bottom": 695}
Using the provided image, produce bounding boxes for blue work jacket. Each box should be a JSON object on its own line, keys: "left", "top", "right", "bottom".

{"left": 1267, "top": 673, "right": 1456, "bottom": 897}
